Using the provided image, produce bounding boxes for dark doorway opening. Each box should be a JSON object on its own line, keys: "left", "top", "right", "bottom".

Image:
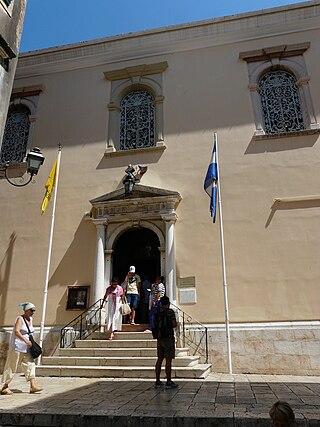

{"left": 112, "top": 227, "right": 161, "bottom": 285}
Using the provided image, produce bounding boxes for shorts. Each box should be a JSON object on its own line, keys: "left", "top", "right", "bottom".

{"left": 157, "top": 338, "right": 175, "bottom": 360}
{"left": 126, "top": 293, "right": 139, "bottom": 309}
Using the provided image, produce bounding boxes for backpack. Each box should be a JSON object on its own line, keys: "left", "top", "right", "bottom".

{"left": 152, "top": 309, "right": 172, "bottom": 339}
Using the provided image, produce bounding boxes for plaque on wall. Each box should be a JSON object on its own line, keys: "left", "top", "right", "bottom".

{"left": 179, "top": 288, "right": 197, "bottom": 305}
{"left": 66, "top": 286, "right": 90, "bottom": 310}
{"left": 178, "top": 276, "right": 196, "bottom": 288}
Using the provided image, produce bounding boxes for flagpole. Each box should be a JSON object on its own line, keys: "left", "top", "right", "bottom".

{"left": 37, "top": 144, "right": 62, "bottom": 365}
{"left": 214, "top": 132, "right": 233, "bottom": 374}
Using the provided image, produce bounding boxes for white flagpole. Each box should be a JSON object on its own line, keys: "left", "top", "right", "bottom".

{"left": 37, "top": 144, "right": 62, "bottom": 365}
{"left": 214, "top": 132, "right": 233, "bottom": 374}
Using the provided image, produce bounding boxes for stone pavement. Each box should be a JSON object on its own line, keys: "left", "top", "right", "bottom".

{"left": 0, "top": 373, "right": 319, "bottom": 426}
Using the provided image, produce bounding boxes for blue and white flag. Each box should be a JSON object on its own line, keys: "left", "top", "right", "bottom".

{"left": 204, "top": 141, "right": 218, "bottom": 222}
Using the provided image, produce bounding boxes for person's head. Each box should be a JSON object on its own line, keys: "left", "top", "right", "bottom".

{"left": 160, "top": 296, "right": 170, "bottom": 307}
{"left": 269, "top": 401, "right": 296, "bottom": 427}
{"left": 111, "top": 277, "right": 119, "bottom": 288}
{"left": 128, "top": 266, "right": 135, "bottom": 276}
{"left": 19, "top": 302, "right": 36, "bottom": 317}
{"left": 155, "top": 276, "right": 162, "bottom": 284}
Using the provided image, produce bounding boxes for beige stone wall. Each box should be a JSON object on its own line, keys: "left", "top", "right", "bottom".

{"left": 0, "top": 2, "right": 319, "bottom": 336}
{"left": 207, "top": 325, "right": 320, "bottom": 375}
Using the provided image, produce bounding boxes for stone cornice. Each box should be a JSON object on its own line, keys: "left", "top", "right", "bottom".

{"left": 239, "top": 42, "right": 310, "bottom": 62}
{"left": 11, "top": 84, "right": 45, "bottom": 97}
{"left": 104, "top": 62, "right": 168, "bottom": 81}
{"left": 90, "top": 185, "right": 182, "bottom": 222}
{"left": 15, "top": 2, "right": 320, "bottom": 78}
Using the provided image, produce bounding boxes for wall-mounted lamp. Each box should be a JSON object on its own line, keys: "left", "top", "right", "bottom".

{"left": 4, "top": 147, "right": 45, "bottom": 187}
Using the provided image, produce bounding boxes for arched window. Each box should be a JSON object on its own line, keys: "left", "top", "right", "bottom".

{"left": 259, "top": 70, "right": 305, "bottom": 134}
{"left": 119, "top": 90, "right": 155, "bottom": 150}
{"left": 0, "top": 104, "right": 31, "bottom": 164}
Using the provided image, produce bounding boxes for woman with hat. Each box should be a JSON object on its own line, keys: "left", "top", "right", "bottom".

{"left": 1, "top": 302, "right": 43, "bottom": 395}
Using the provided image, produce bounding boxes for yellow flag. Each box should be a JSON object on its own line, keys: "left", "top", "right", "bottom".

{"left": 41, "top": 158, "right": 57, "bottom": 215}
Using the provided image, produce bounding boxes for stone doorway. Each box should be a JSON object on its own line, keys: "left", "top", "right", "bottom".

{"left": 112, "top": 227, "right": 161, "bottom": 285}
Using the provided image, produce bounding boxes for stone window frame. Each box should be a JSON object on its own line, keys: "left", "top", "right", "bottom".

{"left": 0, "top": 0, "right": 13, "bottom": 11}
{"left": 1, "top": 85, "right": 43, "bottom": 169}
{"left": 104, "top": 62, "right": 167, "bottom": 156}
{"left": 239, "top": 43, "right": 319, "bottom": 139}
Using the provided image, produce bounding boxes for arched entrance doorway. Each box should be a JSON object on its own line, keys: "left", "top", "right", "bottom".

{"left": 112, "top": 227, "right": 161, "bottom": 284}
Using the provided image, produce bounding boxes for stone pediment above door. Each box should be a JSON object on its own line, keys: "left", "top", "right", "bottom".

{"left": 89, "top": 184, "right": 182, "bottom": 221}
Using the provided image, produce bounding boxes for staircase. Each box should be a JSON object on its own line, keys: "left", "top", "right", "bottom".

{"left": 36, "top": 325, "right": 211, "bottom": 379}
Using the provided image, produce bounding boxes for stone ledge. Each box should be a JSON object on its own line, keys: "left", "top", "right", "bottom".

{"left": 104, "top": 144, "right": 166, "bottom": 157}
{"left": 253, "top": 128, "right": 320, "bottom": 140}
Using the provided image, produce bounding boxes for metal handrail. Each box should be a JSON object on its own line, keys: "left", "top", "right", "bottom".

{"left": 59, "top": 298, "right": 209, "bottom": 363}
{"left": 60, "top": 299, "right": 103, "bottom": 348}
{"left": 171, "top": 303, "right": 209, "bottom": 363}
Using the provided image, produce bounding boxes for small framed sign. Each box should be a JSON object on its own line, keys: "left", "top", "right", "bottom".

{"left": 66, "top": 286, "right": 90, "bottom": 310}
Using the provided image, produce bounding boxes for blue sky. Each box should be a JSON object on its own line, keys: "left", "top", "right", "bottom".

{"left": 21, "top": 0, "right": 305, "bottom": 52}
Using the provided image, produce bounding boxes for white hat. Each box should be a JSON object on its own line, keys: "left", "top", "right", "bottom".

{"left": 129, "top": 266, "right": 135, "bottom": 273}
{"left": 19, "top": 302, "right": 36, "bottom": 311}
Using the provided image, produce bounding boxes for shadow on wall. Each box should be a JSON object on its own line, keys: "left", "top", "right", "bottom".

{"left": 0, "top": 233, "right": 16, "bottom": 326}
{"left": 47, "top": 217, "right": 96, "bottom": 326}
{"left": 245, "top": 132, "right": 319, "bottom": 154}
{"left": 265, "top": 199, "right": 320, "bottom": 228}
{"left": 96, "top": 149, "right": 164, "bottom": 170}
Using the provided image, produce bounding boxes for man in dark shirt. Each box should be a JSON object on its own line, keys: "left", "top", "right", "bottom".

{"left": 154, "top": 296, "right": 178, "bottom": 389}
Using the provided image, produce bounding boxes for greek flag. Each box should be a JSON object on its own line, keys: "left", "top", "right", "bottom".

{"left": 204, "top": 141, "right": 218, "bottom": 222}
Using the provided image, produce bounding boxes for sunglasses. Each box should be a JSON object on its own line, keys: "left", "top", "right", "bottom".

{"left": 30, "top": 309, "right": 36, "bottom": 312}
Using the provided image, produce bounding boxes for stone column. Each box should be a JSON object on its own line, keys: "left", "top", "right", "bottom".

{"left": 158, "top": 246, "right": 166, "bottom": 278}
{"left": 104, "top": 249, "right": 113, "bottom": 289}
{"left": 93, "top": 220, "right": 106, "bottom": 303}
{"left": 162, "top": 214, "right": 177, "bottom": 305}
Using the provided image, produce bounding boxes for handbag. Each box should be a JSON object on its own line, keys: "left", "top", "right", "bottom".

{"left": 22, "top": 316, "right": 42, "bottom": 359}
{"left": 120, "top": 297, "right": 131, "bottom": 315}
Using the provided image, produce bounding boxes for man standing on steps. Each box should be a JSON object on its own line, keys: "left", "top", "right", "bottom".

{"left": 124, "top": 266, "right": 141, "bottom": 325}
{"left": 153, "top": 296, "right": 178, "bottom": 389}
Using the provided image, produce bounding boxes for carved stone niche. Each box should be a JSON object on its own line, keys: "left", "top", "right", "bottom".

{"left": 89, "top": 184, "right": 181, "bottom": 222}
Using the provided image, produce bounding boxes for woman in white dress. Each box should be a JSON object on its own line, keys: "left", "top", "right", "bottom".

{"left": 102, "top": 277, "right": 125, "bottom": 340}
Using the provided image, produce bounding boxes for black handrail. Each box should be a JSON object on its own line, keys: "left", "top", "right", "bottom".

{"left": 171, "top": 303, "right": 209, "bottom": 363}
{"left": 60, "top": 299, "right": 103, "bottom": 348}
{"left": 59, "top": 298, "right": 209, "bottom": 363}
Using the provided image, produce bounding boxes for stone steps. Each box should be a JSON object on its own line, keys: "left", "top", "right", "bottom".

{"left": 37, "top": 330, "right": 211, "bottom": 379}
{"left": 58, "top": 347, "right": 190, "bottom": 357}
{"left": 36, "top": 364, "right": 212, "bottom": 378}
{"left": 42, "top": 355, "right": 199, "bottom": 367}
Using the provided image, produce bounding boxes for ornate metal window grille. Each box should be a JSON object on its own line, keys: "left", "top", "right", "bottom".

{"left": 259, "top": 70, "right": 305, "bottom": 134}
{"left": 120, "top": 90, "right": 155, "bottom": 150}
{"left": 0, "top": 105, "right": 30, "bottom": 164}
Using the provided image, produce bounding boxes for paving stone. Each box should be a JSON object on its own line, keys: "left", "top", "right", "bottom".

{"left": 0, "top": 374, "right": 319, "bottom": 426}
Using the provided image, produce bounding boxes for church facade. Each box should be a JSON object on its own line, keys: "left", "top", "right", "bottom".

{"left": 0, "top": 1, "right": 319, "bottom": 374}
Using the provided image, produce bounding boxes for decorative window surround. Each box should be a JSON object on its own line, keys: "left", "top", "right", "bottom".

{"left": 0, "top": 85, "right": 43, "bottom": 176}
{"left": 104, "top": 62, "right": 167, "bottom": 154}
{"left": 240, "top": 43, "right": 319, "bottom": 137}
{"left": 0, "top": 0, "right": 14, "bottom": 15}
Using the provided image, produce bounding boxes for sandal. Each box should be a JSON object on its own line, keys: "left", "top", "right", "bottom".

{"left": 1, "top": 388, "right": 13, "bottom": 395}
{"left": 30, "top": 386, "right": 43, "bottom": 394}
